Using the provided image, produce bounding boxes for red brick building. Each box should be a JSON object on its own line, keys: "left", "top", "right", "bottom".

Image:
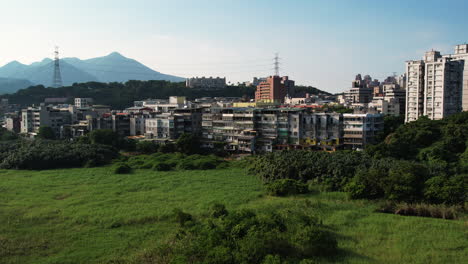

{"left": 255, "top": 76, "right": 289, "bottom": 102}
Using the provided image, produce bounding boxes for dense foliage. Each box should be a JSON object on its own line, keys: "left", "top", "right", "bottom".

{"left": 140, "top": 205, "right": 338, "bottom": 264}
{"left": 249, "top": 112, "right": 468, "bottom": 205}
{"left": 0, "top": 127, "right": 17, "bottom": 141}
{"left": 37, "top": 126, "right": 56, "bottom": 140}
{"left": 249, "top": 151, "right": 367, "bottom": 191}
{"left": 294, "top": 85, "right": 332, "bottom": 96}
{"left": 266, "top": 179, "right": 309, "bottom": 196}
{"left": 0, "top": 140, "right": 118, "bottom": 170}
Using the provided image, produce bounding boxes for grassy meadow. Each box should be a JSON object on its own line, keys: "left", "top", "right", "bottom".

{"left": 0, "top": 166, "right": 466, "bottom": 264}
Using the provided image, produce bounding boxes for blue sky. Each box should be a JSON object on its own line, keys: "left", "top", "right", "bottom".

{"left": 1, "top": 0, "right": 467, "bottom": 93}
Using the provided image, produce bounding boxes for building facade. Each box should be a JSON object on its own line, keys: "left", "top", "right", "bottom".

{"left": 75, "top": 98, "right": 94, "bottom": 108}
{"left": 343, "top": 113, "right": 383, "bottom": 149}
{"left": 405, "top": 45, "right": 467, "bottom": 122}
{"left": 186, "top": 77, "right": 226, "bottom": 89}
{"left": 21, "top": 105, "right": 72, "bottom": 137}
{"left": 255, "top": 76, "right": 293, "bottom": 103}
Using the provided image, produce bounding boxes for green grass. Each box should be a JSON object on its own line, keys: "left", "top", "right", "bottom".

{"left": 0, "top": 167, "right": 466, "bottom": 264}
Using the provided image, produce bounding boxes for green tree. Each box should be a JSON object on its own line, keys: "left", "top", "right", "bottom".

{"left": 176, "top": 133, "right": 200, "bottom": 154}
{"left": 89, "top": 129, "right": 119, "bottom": 147}
{"left": 37, "top": 126, "right": 55, "bottom": 140}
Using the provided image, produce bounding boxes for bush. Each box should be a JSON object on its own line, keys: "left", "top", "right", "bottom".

{"left": 173, "top": 208, "right": 193, "bottom": 227}
{"left": 209, "top": 203, "right": 228, "bottom": 218}
{"left": 159, "top": 143, "right": 175, "bottom": 153}
{"left": 266, "top": 179, "right": 308, "bottom": 197}
{"left": 113, "top": 163, "right": 132, "bottom": 174}
{"left": 136, "top": 141, "right": 159, "bottom": 154}
{"left": 424, "top": 174, "right": 467, "bottom": 204}
{"left": 153, "top": 162, "right": 173, "bottom": 171}
{"left": 137, "top": 207, "right": 338, "bottom": 264}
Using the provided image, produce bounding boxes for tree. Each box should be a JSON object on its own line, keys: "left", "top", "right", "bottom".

{"left": 37, "top": 126, "right": 55, "bottom": 140}
{"left": 176, "top": 133, "right": 200, "bottom": 154}
{"left": 0, "top": 128, "right": 17, "bottom": 141}
{"left": 89, "top": 129, "right": 119, "bottom": 147}
{"left": 136, "top": 140, "right": 159, "bottom": 153}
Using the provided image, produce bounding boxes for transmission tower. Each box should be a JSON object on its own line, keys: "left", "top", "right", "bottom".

{"left": 52, "top": 46, "right": 63, "bottom": 88}
{"left": 274, "top": 53, "right": 280, "bottom": 76}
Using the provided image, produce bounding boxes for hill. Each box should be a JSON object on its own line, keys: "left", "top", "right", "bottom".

{"left": 0, "top": 166, "right": 465, "bottom": 264}
{"left": 0, "top": 53, "right": 184, "bottom": 92}
{"left": 63, "top": 52, "right": 183, "bottom": 83}
{"left": 0, "top": 80, "right": 256, "bottom": 109}
{"left": 0, "top": 77, "right": 34, "bottom": 94}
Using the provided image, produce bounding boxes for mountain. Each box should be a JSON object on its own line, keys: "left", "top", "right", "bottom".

{"left": 63, "top": 52, "right": 184, "bottom": 83}
{"left": 0, "top": 78, "right": 34, "bottom": 94}
{"left": 0, "top": 52, "right": 185, "bottom": 93}
{"left": 0, "top": 60, "right": 98, "bottom": 87}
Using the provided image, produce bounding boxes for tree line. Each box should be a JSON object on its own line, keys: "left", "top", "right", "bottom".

{"left": 0, "top": 81, "right": 257, "bottom": 109}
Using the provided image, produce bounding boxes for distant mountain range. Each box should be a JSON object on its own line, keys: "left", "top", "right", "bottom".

{"left": 0, "top": 52, "right": 184, "bottom": 94}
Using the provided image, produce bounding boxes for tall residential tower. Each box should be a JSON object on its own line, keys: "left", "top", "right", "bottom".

{"left": 405, "top": 44, "right": 467, "bottom": 122}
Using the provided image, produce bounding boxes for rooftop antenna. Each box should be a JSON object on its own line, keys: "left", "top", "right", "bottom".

{"left": 52, "top": 46, "right": 63, "bottom": 88}
{"left": 274, "top": 53, "right": 280, "bottom": 76}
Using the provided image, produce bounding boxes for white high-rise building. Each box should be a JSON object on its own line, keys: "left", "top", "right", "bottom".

{"left": 405, "top": 45, "right": 467, "bottom": 122}
{"left": 405, "top": 60, "right": 425, "bottom": 122}
{"left": 444, "top": 44, "right": 468, "bottom": 111}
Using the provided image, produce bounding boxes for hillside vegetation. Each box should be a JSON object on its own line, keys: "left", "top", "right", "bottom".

{"left": 0, "top": 81, "right": 256, "bottom": 109}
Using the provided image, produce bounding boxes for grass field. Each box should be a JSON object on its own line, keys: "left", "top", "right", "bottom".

{"left": 0, "top": 166, "right": 466, "bottom": 264}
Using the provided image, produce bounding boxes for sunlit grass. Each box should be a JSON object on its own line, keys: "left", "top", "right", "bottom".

{"left": 0, "top": 167, "right": 466, "bottom": 264}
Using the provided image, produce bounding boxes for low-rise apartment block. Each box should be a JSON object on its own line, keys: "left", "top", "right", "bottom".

{"left": 186, "top": 77, "right": 226, "bottom": 89}
{"left": 343, "top": 113, "right": 383, "bottom": 149}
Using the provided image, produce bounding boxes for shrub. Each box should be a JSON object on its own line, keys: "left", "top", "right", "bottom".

{"left": 173, "top": 208, "right": 193, "bottom": 227}
{"left": 266, "top": 179, "right": 308, "bottom": 197}
{"left": 209, "top": 203, "right": 228, "bottom": 218}
{"left": 113, "top": 163, "right": 132, "bottom": 174}
{"left": 136, "top": 141, "right": 159, "bottom": 154}
{"left": 137, "top": 207, "right": 338, "bottom": 264}
{"left": 153, "top": 162, "right": 173, "bottom": 171}
{"left": 424, "top": 174, "right": 467, "bottom": 204}
{"left": 159, "top": 143, "right": 175, "bottom": 153}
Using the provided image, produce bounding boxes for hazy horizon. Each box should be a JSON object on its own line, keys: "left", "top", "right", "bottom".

{"left": 1, "top": 0, "right": 467, "bottom": 93}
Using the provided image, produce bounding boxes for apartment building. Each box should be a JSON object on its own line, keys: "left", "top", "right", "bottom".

{"left": 255, "top": 76, "right": 293, "bottom": 103}
{"left": 200, "top": 107, "right": 351, "bottom": 153}
{"left": 344, "top": 77, "right": 373, "bottom": 105}
{"left": 74, "top": 98, "right": 94, "bottom": 108}
{"left": 343, "top": 113, "right": 383, "bottom": 149}
{"left": 135, "top": 96, "right": 190, "bottom": 112}
{"left": 5, "top": 113, "right": 21, "bottom": 133}
{"left": 21, "top": 105, "right": 72, "bottom": 137}
{"left": 186, "top": 77, "right": 226, "bottom": 89}
{"left": 405, "top": 60, "right": 426, "bottom": 122}
{"left": 202, "top": 107, "right": 257, "bottom": 152}
{"left": 300, "top": 112, "right": 342, "bottom": 150}
{"left": 145, "top": 108, "right": 202, "bottom": 140}
{"left": 406, "top": 45, "right": 467, "bottom": 122}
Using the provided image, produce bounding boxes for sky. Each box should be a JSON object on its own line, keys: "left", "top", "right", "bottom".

{"left": 0, "top": 0, "right": 467, "bottom": 93}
